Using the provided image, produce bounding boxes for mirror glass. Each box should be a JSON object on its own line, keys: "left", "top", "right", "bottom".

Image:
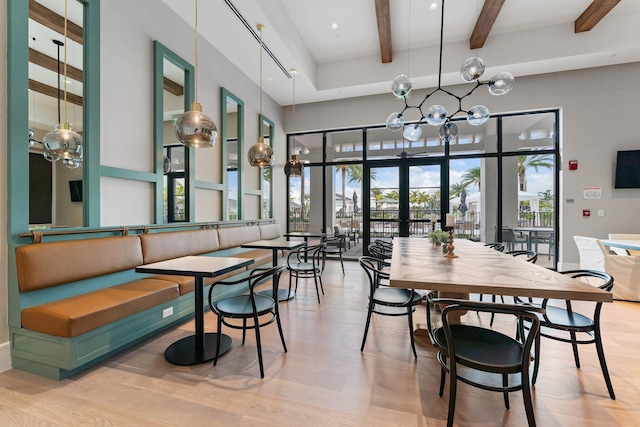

{"left": 225, "top": 93, "right": 243, "bottom": 220}
{"left": 261, "top": 117, "right": 273, "bottom": 219}
{"left": 28, "top": 0, "right": 84, "bottom": 227}
{"left": 162, "top": 58, "right": 187, "bottom": 222}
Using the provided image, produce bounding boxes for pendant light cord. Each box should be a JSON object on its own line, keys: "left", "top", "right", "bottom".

{"left": 292, "top": 68, "right": 297, "bottom": 153}
{"left": 195, "top": 0, "right": 199, "bottom": 103}
{"left": 437, "top": 0, "right": 445, "bottom": 89}
{"left": 259, "top": 26, "right": 263, "bottom": 122}
{"left": 63, "top": 0, "right": 69, "bottom": 123}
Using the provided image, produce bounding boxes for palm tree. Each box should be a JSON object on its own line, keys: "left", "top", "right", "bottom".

{"left": 450, "top": 182, "right": 467, "bottom": 199}
{"left": 518, "top": 154, "right": 553, "bottom": 191}
{"left": 336, "top": 165, "right": 349, "bottom": 215}
{"left": 371, "top": 187, "right": 384, "bottom": 209}
{"left": 461, "top": 166, "right": 481, "bottom": 191}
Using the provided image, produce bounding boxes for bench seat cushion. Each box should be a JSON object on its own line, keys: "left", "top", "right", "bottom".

{"left": 21, "top": 279, "right": 179, "bottom": 338}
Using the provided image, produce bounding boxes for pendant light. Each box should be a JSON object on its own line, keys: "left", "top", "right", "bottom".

{"left": 174, "top": 0, "right": 217, "bottom": 148}
{"left": 42, "top": 0, "right": 82, "bottom": 169}
{"left": 284, "top": 68, "right": 303, "bottom": 177}
{"left": 248, "top": 24, "right": 274, "bottom": 167}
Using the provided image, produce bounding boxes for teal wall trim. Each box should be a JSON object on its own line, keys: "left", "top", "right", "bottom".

{"left": 152, "top": 41, "right": 194, "bottom": 224}
{"left": 100, "top": 166, "right": 157, "bottom": 182}
{"left": 195, "top": 181, "right": 225, "bottom": 191}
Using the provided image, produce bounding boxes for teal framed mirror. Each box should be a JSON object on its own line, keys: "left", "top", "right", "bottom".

{"left": 153, "top": 41, "right": 194, "bottom": 223}
{"left": 260, "top": 115, "right": 274, "bottom": 219}
{"left": 8, "top": 0, "right": 100, "bottom": 236}
{"left": 221, "top": 88, "right": 244, "bottom": 220}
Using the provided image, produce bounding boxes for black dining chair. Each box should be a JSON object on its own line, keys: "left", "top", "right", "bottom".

{"left": 285, "top": 243, "right": 326, "bottom": 303}
{"left": 208, "top": 265, "right": 287, "bottom": 378}
{"left": 321, "top": 234, "right": 346, "bottom": 274}
{"left": 359, "top": 256, "right": 422, "bottom": 358}
{"left": 522, "top": 269, "right": 616, "bottom": 399}
{"left": 425, "top": 292, "right": 544, "bottom": 427}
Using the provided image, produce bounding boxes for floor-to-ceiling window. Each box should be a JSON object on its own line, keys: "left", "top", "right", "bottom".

{"left": 286, "top": 110, "right": 559, "bottom": 267}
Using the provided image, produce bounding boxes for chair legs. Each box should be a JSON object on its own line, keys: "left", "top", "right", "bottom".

{"left": 407, "top": 306, "right": 417, "bottom": 358}
{"left": 360, "top": 303, "right": 374, "bottom": 352}
{"left": 595, "top": 325, "right": 616, "bottom": 399}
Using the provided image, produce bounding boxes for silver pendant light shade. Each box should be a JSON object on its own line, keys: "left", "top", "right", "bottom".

{"left": 284, "top": 68, "right": 303, "bottom": 177}
{"left": 42, "top": 4, "right": 83, "bottom": 169}
{"left": 248, "top": 136, "right": 274, "bottom": 167}
{"left": 175, "top": 102, "right": 217, "bottom": 148}
{"left": 248, "top": 24, "right": 274, "bottom": 167}
{"left": 175, "top": 0, "right": 217, "bottom": 148}
{"left": 43, "top": 121, "right": 83, "bottom": 165}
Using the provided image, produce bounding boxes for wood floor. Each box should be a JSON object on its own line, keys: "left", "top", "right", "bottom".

{"left": 1, "top": 260, "right": 639, "bottom": 426}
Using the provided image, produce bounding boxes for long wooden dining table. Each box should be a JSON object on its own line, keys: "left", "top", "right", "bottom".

{"left": 389, "top": 237, "right": 612, "bottom": 302}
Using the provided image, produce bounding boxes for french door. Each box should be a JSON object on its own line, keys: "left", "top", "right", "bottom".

{"left": 364, "top": 158, "right": 446, "bottom": 248}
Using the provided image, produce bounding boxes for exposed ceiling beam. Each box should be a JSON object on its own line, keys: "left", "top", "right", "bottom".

{"left": 575, "top": 0, "right": 621, "bottom": 33}
{"left": 29, "top": 48, "right": 83, "bottom": 83}
{"left": 470, "top": 0, "right": 506, "bottom": 49}
{"left": 29, "top": 79, "right": 83, "bottom": 107}
{"left": 163, "top": 77, "right": 184, "bottom": 97}
{"left": 374, "top": 0, "right": 392, "bottom": 63}
{"left": 28, "top": 0, "right": 83, "bottom": 45}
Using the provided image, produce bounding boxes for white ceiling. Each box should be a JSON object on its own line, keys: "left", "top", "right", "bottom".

{"left": 160, "top": 0, "right": 640, "bottom": 107}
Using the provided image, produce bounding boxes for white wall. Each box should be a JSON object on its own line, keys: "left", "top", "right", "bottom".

{"left": 285, "top": 63, "right": 640, "bottom": 267}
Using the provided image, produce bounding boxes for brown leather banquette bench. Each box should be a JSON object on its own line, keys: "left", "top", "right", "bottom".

{"left": 10, "top": 223, "right": 283, "bottom": 380}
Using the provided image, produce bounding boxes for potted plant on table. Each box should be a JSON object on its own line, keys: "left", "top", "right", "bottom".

{"left": 428, "top": 230, "right": 449, "bottom": 246}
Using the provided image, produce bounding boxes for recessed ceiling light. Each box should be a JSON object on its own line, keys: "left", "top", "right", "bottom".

{"left": 430, "top": 2, "right": 438, "bottom": 10}
{"left": 331, "top": 22, "right": 338, "bottom": 30}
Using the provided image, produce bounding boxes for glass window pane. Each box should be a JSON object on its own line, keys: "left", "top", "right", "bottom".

{"left": 502, "top": 113, "right": 556, "bottom": 152}
{"left": 294, "top": 132, "right": 322, "bottom": 164}
{"left": 327, "top": 130, "right": 363, "bottom": 162}
{"left": 449, "top": 118, "right": 497, "bottom": 155}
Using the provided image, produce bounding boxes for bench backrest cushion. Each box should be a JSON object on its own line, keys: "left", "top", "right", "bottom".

{"left": 217, "top": 225, "right": 261, "bottom": 249}
{"left": 16, "top": 236, "right": 144, "bottom": 292}
{"left": 259, "top": 223, "right": 281, "bottom": 240}
{"left": 140, "top": 228, "right": 220, "bottom": 264}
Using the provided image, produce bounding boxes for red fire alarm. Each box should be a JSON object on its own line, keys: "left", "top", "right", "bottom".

{"left": 583, "top": 209, "right": 591, "bottom": 217}
{"left": 569, "top": 160, "right": 578, "bottom": 170}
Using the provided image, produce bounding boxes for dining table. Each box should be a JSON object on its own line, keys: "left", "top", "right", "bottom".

{"left": 601, "top": 239, "right": 640, "bottom": 251}
{"left": 283, "top": 231, "right": 326, "bottom": 261}
{"left": 240, "top": 239, "right": 306, "bottom": 301}
{"left": 389, "top": 237, "right": 612, "bottom": 302}
{"left": 135, "top": 255, "right": 254, "bottom": 366}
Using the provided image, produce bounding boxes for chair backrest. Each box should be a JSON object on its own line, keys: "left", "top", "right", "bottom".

{"left": 600, "top": 249, "right": 640, "bottom": 300}
{"left": 359, "top": 256, "right": 389, "bottom": 293}
{"left": 287, "top": 243, "right": 325, "bottom": 266}
{"left": 323, "top": 234, "right": 345, "bottom": 251}
{"left": 573, "top": 236, "right": 606, "bottom": 271}
{"left": 425, "top": 291, "right": 544, "bottom": 359}
{"left": 484, "top": 242, "right": 505, "bottom": 252}
{"left": 506, "top": 250, "right": 537, "bottom": 263}
{"left": 368, "top": 244, "right": 391, "bottom": 260}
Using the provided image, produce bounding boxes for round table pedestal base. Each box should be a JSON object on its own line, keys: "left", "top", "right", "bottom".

{"left": 164, "top": 333, "right": 232, "bottom": 366}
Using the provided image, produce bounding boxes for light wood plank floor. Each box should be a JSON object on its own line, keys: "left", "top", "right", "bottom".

{"left": 1, "top": 260, "right": 639, "bottom": 426}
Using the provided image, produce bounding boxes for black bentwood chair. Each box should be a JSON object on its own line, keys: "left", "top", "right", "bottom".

{"left": 484, "top": 242, "right": 506, "bottom": 252}
{"left": 208, "top": 265, "right": 287, "bottom": 378}
{"left": 321, "top": 234, "right": 346, "bottom": 274}
{"left": 426, "top": 292, "right": 543, "bottom": 427}
{"left": 524, "top": 269, "right": 616, "bottom": 399}
{"left": 286, "top": 243, "right": 326, "bottom": 303}
{"left": 359, "top": 256, "right": 422, "bottom": 358}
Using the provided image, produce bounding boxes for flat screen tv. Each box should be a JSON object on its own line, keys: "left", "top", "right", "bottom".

{"left": 69, "top": 180, "right": 82, "bottom": 202}
{"left": 614, "top": 150, "right": 640, "bottom": 189}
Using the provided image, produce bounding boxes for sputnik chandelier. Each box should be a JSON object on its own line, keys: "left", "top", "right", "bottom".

{"left": 386, "top": 0, "right": 514, "bottom": 143}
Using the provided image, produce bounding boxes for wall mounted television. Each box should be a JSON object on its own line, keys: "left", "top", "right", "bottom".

{"left": 614, "top": 150, "right": 640, "bottom": 188}
{"left": 69, "top": 180, "right": 82, "bottom": 202}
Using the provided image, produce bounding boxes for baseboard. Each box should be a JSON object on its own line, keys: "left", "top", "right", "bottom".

{"left": 0, "top": 341, "right": 11, "bottom": 373}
